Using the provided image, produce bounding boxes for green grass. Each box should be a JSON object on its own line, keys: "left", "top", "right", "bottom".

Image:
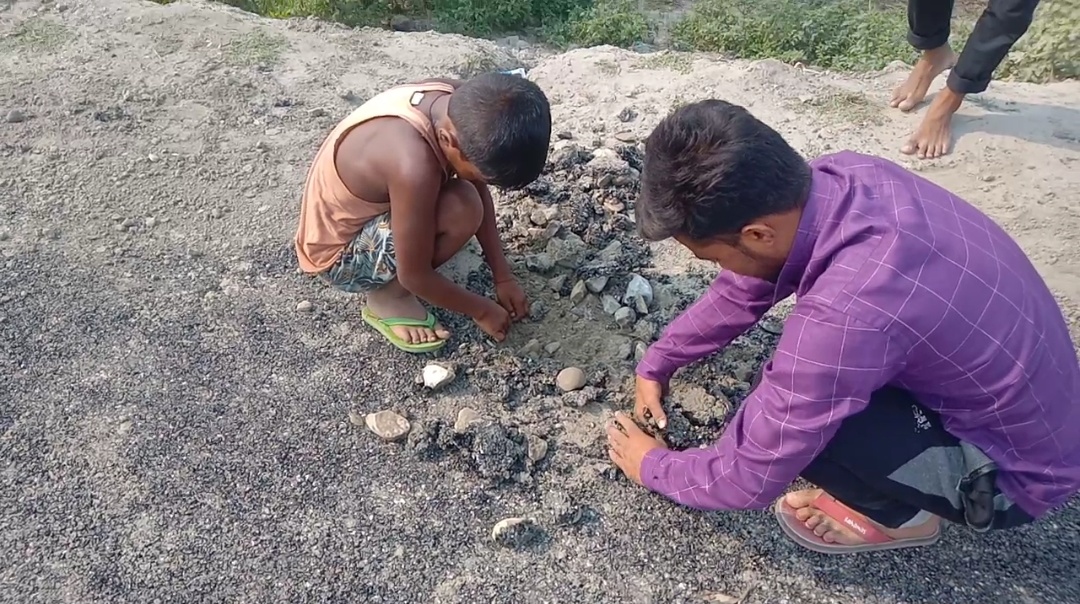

{"left": 789, "top": 90, "right": 885, "bottom": 126}
{"left": 225, "top": 29, "right": 289, "bottom": 65}
{"left": 636, "top": 51, "right": 694, "bottom": 74}
{"left": 671, "top": 0, "right": 916, "bottom": 71}
{"left": 999, "top": 0, "right": 1080, "bottom": 82}
{"left": 148, "top": 0, "right": 1077, "bottom": 83}
{"left": 0, "top": 17, "right": 73, "bottom": 53}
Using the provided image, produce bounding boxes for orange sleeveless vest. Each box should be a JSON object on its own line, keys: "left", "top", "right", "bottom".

{"left": 294, "top": 82, "right": 454, "bottom": 274}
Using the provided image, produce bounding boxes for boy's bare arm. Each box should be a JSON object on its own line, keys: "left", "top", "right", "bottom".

{"left": 470, "top": 182, "right": 513, "bottom": 283}
{"left": 387, "top": 162, "right": 492, "bottom": 317}
{"left": 473, "top": 181, "right": 529, "bottom": 321}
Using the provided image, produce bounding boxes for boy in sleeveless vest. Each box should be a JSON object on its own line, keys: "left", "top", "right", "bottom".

{"left": 295, "top": 73, "right": 551, "bottom": 353}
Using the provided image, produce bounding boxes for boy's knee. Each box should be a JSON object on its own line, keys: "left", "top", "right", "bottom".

{"left": 438, "top": 179, "right": 484, "bottom": 234}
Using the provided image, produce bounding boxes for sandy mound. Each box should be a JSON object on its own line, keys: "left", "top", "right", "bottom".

{"left": 2, "top": 1, "right": 1079, "bottom": 603}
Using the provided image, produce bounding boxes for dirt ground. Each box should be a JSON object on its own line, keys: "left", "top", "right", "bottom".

{"left": 2, "top": 0, "right": 1080, "bottom": 603}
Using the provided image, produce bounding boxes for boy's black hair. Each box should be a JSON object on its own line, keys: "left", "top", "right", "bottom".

{"left": 448, "top": 72, "right": 552, "bottom": 190}
{"left": 636, "top": 99, "right": 811, "bottom": 242}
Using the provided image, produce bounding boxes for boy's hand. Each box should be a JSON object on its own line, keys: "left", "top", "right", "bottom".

{"left": 495, "top": 278, "right": 530, "bottom": 321}
{"left": 475, "top": 300, "right": 512, "bottom": 342}
{"left": 634, "top": 375, "right": 667, "bottom": 429}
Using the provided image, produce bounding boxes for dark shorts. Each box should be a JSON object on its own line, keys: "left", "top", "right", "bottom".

{"left": 319, "top": 213, "right": 395, "bottom": 294}
{"left": 752, "top": 369, "right": 1035, "bottom": 531}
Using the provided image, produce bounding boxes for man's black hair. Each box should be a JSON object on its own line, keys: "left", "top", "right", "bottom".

{"left": 636, "top": 99, "right": 811, "bottom": 242}
{"left": 447, "top": 72, "right": 552, "bottom": 189}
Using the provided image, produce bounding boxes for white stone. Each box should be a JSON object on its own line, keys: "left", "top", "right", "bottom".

{"left": 422, "top": 362, "right": 456, "bottom": 389}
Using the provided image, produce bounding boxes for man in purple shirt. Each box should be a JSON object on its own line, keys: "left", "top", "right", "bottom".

{"left": 606, "top": 99, "right": 1080, "bottom": 554}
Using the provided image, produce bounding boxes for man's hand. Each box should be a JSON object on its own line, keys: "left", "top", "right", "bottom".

{"left": 474, "top": 299, "right": 511, "bottom": 342}
{"left": 495, "top": 278, "right": 529, "bottom": 322}
{"left": 607, "top": 412, "right": 668, "bottom": 486}
{"left": 634, "top": 375, "right": 667, "bottom": 429}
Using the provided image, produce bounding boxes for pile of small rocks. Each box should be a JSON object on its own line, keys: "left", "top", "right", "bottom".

{"left": 345, "top": 138, "right": 788, "bottom": 544}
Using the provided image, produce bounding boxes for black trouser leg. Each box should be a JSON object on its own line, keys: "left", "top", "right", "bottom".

{"left": 908, "top": 0, "right": 955, "bottom": 50}
{"left": 800, "top": 386, "right": 1036, "bottom": 530}
{"left": 799, "top": 386, "right": 970, "bottom": 529}
{"left": 751, "top": 369, "right": 964, "bottom": 527}
{"left": 949, "top": 0, "right": 1041, "bottom": 94}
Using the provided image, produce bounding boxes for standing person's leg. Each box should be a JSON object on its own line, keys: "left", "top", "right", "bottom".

{"left": 890, "top": 0, "right": 958, "bottom": 112}
{"left": 901, "top": 0, "right": 1041, "bottom": 159}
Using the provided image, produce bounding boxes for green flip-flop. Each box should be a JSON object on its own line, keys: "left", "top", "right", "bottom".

{"left": 361, "top": 306, "right": 448, "bottom": 354}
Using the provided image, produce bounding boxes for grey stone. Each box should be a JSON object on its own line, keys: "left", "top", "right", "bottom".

{"left": 547, "top": 274, "right": 568, "bottom": 292}
{"left": 570, "top": 280, "right": 588, "bottom": 304}
{"left": 525, "top": 253, "right": 554, "bottom": 273}
{"left": 530, "top": 206, "right": 558, "bottom": 226}
{"left": 295, "top": 300, "right": 313, "bottom": 312}
{"left": 526, "top": 434, "right": 548, "bottom": 463}
{"left": 598, "top": 240, "right": 623, "bottom": 263}
{"left": 614, "top": 306, "right": 636, "bottom": 328}
{"left": 347, "top": 411, "right": 364, "bottom": 426}
{"left": 624, "top": 274, "right": 654, "bottom": 306}
{"left": 562, "top": 386, "right": 602, "bottom": 408}
{"left": 454, "top": 407, "right": 483, "bottom": 433}
{"left": 585, "top": 276, "right": 608, "bottom": 294}
{"left": 4, "top": 109, "right": 26, "bottom": 123}
{"left": 520, "top": 339, "right": 542, "bottom": 356}
{"left": 601, "top": 295, "right": 621, "bottom": 315}
{"left": 545, "top": 233, "right": 587, "bottom": 269}
{"left": 632, "top": 319, "right": 657, "bottom": 342}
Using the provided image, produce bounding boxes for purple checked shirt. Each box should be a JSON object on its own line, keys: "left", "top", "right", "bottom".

{"left": 637, "top": 151, "right": 1080, "bottom": 519}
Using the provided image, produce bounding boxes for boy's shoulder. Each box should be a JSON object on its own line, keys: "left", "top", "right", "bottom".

{"left": 340, "top": 120, "right": 442, "bottom": 177}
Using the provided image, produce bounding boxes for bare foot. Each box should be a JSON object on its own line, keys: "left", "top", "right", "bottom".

{"left": 890, "top": 45, "right": 958, "bottom": 112}
{"left": 365, "top": 281, "right": 451, "bottom": 345}
{"left": 901, "top": 87, "right": 965, "bottom": 159}
{"left": 784, "top": 489, "right": 940, "bottom": 546}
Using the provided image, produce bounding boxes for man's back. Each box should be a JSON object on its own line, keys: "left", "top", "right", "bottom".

{"left": 808, "top": 151, "right": 1080, "bottom": 515}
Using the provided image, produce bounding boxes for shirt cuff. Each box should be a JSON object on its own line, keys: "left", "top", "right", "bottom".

{"left": 635, "top": 347, "right": 677, "bottom": 383}
{"left": 640, "top": 447, "right": 674, "bottom": 494}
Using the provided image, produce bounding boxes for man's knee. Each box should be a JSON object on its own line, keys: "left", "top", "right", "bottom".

{"left": 437, "top": 179, "right": 484, "bottom": 236}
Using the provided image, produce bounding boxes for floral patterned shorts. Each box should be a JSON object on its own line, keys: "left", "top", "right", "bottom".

{"left": 320, "top": 213, "right": 396, "bottom": 293}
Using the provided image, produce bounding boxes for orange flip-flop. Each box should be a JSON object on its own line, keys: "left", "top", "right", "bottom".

{"left": 774, "top": 492, "right": 941, "bottom": 554}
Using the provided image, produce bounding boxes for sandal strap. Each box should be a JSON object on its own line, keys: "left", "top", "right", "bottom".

{"left": 374, "top": 311, "right": 436, "bottom": 329}
{"left": 812, "top": 494, "right": 894, "bottom": 545}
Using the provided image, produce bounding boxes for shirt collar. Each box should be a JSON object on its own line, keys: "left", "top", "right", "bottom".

{"left": 772, "top": 166, "right": 840, "bottom": 296}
